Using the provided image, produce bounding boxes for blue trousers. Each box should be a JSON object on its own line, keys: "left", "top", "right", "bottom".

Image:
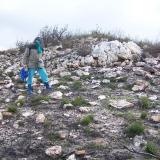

{"left": 27, "top": 68, "right": 49, "bottom": 85}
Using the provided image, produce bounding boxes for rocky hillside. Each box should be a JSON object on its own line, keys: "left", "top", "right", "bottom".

{"left": 0, "top": 38, "right": 160, "bottom": 160}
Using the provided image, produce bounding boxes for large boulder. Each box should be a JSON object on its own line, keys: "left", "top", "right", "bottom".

{"left": 92, "top": 40, "right": 142, "bottom": 66}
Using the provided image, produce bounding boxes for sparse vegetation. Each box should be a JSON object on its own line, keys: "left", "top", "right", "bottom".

{"left": 71, "top": 81, "right": 82, "bottom": 90}
{"left": 80, "top": 115, "right": 94, "bottom": 126}
{"left": 43, "top": 119, "right": 52, "bottom": 129}
{"left": 16, "top": 99, "right": 25, "bottom": 107}
{"left": 126, "top": 121, "right": 144, "bottom": 137}
{"left": 30, "top": 96, "right": 51, "bottom": 106}
{"left": 48, "top": 133, "right": 60, "bottom": 141}
{"left": 7, "top": 104, "right": 17, "bottom": 113}
{"left": 71, "top": 96, "right": 88, "bottom": 106}
{"left": 60, "top": 97, "right": 70, "bottom": 106}
{"left": 124, "top": 84, "right": 134, "bottom": 91}
{"left": 85, "top": 142, "right": 106, "bottom": 150}
{"left": 60, "top": 75, "right": 72, "bottom": 81}
{"left": 80, "top": 74, "right": 92, "bottom": 80}
{"left": 115, "top": 111, "right": 136, "bottom": 122}
{"left": 140, "top": 112, "right": 148, "bottom": 119}
{"left": 76, "top": 42, "right": 92, "bottom": 57}
{"left": 139, "top": 96, "right": 151, "bottom": 109}
{"left": 145, "top": 142, "right": 158, "bottom": 155}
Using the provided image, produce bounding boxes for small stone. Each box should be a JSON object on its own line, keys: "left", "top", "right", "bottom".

{"left": 63, "top": 103, "right": 73, "bottom": 109}
{"left": 148, "top": 129, "right": 159, "bottom": 137}
{"left": 104, "top": 72, "right": 117, "bottom": 78}
{"left": 76, "top": 70, "right": 89, "bottom": 76}
{"left": 79, "top": 107, "right": 90, "bottom": 113}
{"left": 37, "top": 90, "right": 42, "bottom": 94}
{"left": 45, "top": 146, "right": 62, "bottom": 157}
{"left": 132, "top": 80, "right": 149, "bottom": 91}
{"left": 67, "top": 154, "right": 76, "bottom": 160}
{"left": 71, "top": 76, "right": 80, "bottom": 81}
{"left": 13, "top": 121, "right": 19, "bottom": 129}
{"left": 91, "top": 84, "right": 100, "bottom": 89}
{"left": 2, "top": 111, "right": 13, "bottom": 118}
{"left": 22, "top": 110, "right": 34, "bottom": 117}
{"left": 5, "top": 83, "right": 14, "bottom": 88}
{"left": 92, "top": 138, "right": 107, "bottom": 147}
{"left": 89, "top": 101, "right": 98, "bottom": 106}
{"left": 150, "top": 114, "right": 160, "bottom": 122}
{"left": 50, "top": 80, "right": 59, "bottom": 85}
{"left": 58, "top": 131, "right": 68, "bottom": 139}
{"left": 109, "top": 99, "right": 134, "bottom": 109}
{"left": 149, "top": 95, "right": 157, "bottom": 101}
{"left": 60, "top": 71, "right": 71, "bottom": 77}
{"left": 102, "top": 79, "right": 110, "bottom": 84}
{"left": 5, "top": 98, "right": 11, "bottom": 103}
{"left": 36, "top": 113, "right": 45, "bottom": 123}
{"left": 135, "top": 62, "right": 146, "bottom": 67}
{"left": 98, "top": 95, "right": 106, "bottom": 100}
{"left": 63, "top": 113, "right": 70, "bottom": 117}
{"left": 0, "top": 112, "right": 3, "bottom": 120}
{"left": 50, "top": 91, "right": 63, "bottom": 100}
{"left": 133, "top": 135, "right": 146, "bottom": 148}
{"left": 75, "top": 150, "right": 86, "bottom": 156}
{"left": 58, "top": 85, "right": 69, "bottom": 90}
{"left": 17, "top": 95, "right": 25, "bottom": 100}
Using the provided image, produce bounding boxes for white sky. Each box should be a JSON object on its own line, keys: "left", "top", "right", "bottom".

{"left": 0, "top": 0, "right": 160, "bottom": 50}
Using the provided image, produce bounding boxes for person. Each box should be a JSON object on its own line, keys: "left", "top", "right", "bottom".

{"left": 22, "top": 37, "right": 51, "bottom": 95}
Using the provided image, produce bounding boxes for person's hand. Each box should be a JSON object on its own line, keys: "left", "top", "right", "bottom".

{"left": 22, "top": 64, "right": 28, "bottom": 70}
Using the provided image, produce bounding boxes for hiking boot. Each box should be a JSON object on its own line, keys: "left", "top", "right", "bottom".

{"left": 44, "top": 82, "right": 52, "bottom": 91}
{"left": 27, "top": 84, "right": 33, "bottom": 95}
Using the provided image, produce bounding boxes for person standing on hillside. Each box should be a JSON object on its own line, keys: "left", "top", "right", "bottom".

{"left": 22, "top": 37, "right": 51, "bottom": 95}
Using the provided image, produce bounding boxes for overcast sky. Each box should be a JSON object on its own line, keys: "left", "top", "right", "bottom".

{"left": 0, "top": 0, "right": 160, "bottom": 50}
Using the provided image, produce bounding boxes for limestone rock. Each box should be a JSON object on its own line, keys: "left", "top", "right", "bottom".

{"left": 150, "top": 114, "right": 160, "bottom": 122}
{"left": 22, "top": 110, "right": 34, "bottom": 118}
{"left": 98, "top": 95, "right": 106, "bottom": 100}
{"left": 58, "top": 131, "right": 68, "bottom": 139}
{"left": 58, "top": 85, "right": 69, "bottom": 90}
{"left": 18, "top": 95, "right": 25, "bottom": 100}
{"left": 132, "top": 80, "right": 149, "bottom": 91}
{"left": 45, "top": 146, "right": 62, "bottom": 157}
{"left": 63, "top": 103, "right": 74, "bottom": 109}
{"left": 0, "top": 112, "right": 3, "bottom": 120}
{"left": 75, "top": 150, "right": 86, "bottom": 156}
{"left": 2, "top": 111, "right": 13, "bottom": 118}
{"left": 79, "top": 107, "right": 90, "bottom": 113}
{"left": 67, "top": 154, "right": 76, "bottom": 160}
{"left": 109, "top": 99, "right": 134, "bottom": 109}
{"left": 76, "top": 70, "right": 90, "bottom": 76}
{"left": 36, "top": 113, "right": 45, "bottom": 123}
{"left": 50, "top": 91, "right": 63, "bottom": 100}
{"left": 92, "top": 40, "right": 142, "bottom": 66}
{"left": 60, "top": 71, "right": 71, "bottom": 77}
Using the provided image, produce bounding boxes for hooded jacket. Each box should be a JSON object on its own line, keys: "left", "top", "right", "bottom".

{"left": 23, "top": 47, "right": 44, "bottom": 68}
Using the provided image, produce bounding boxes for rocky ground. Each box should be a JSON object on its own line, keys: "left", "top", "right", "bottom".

{"left": 0, "top": 39, "right": 160, "bottom": 160}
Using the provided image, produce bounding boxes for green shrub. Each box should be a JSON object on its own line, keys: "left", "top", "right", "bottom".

{"left": 61, "top": 97, "right": 70, "bottom": 106}
{"left": 71, "top": 96, "right": 88, "bottom": 106}
{"left": 7, "top": 104, "right": 17, "bottom": 113}
{"left": 139, "top": 96, "right": 151, "bottom": 109}
{"left": 60, "top": 75, "right": 72, "bottom": 81}
{"left": 145, "top": 142, "right": 158, "bottom": 154}
{"left": 71, "top": 81, "right": 82, "bottom": 90}
{"left": 80, "top": 115, "right": 94, "bottom": 126}
{"left": 48, "top": 133, "right": 60, "bottom": 141}
{"left": 16, "top": 99, "right": 25, "bottom": 107}
{"left": 140, "top": 112, "right": 147, "bottom": 119}
{"left": 30, "top": 96, "right": 51, "bottom": 106}
{"left": 80, "top": 74, "right": 92, "bottom": 80}
{"left": 126, "top": 121, "right": 144, "bottom": 137}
